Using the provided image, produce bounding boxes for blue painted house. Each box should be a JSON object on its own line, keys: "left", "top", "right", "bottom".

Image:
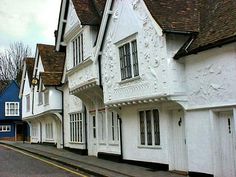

{"left": 0, "top": 80, "right": 29, "bottom": 141}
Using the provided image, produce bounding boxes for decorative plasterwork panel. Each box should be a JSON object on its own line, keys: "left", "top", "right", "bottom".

{"left": 64, "top": 0, "right": 80, "bottom": 36}
{"left": 102, "top": 0, "right": 169, "bottom": 104}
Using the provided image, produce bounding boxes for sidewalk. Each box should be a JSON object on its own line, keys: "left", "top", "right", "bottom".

{"left": 0, "top": 141, "right": 185, "bottom": 177}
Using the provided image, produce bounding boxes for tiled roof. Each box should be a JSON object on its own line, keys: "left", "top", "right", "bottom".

{"left": 40, "top": 72, "right": 63, "bottom": 86}
{"left": 144, "top": 0, "right": 200, "bottom": 32}
{"left": 187, "top": 0, "right": 236, "bottom": 52}
{"left": 0, "top": 80, "right": 11, "bottom": 94}
{"left": 25, "top": 58, "right": 35, "bottom": 84}
{"left": 144, "top": 0, "right": 236, "bottom": 57}
{"left": 37, "top": 44, "right": 65, "bottom": 86}
{"left": 72, "top": 0, "right": 106, "bottom": 25}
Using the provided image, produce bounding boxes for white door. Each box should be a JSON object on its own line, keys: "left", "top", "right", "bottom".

{"left": 89, "top": 115, "right": 97, "bottom": 156}
{"left": 217, "top": 112, "right": 236, "bottom": 177}
{"left": 171, "top": 110, "right": 187, "bottom": 172}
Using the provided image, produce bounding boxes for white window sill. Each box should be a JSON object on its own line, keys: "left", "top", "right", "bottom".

{"left": 118, "top": 76, "right": 141, "bottom": 85}
{"left": 69, "top": 142, "right": 85, "bottom": 145}
{"left": 45, "top": 139, "right": 54, "bottom": 142}
{"left": 137, "top": 145, "right": 162, "bottom": 149}
{"left": 67, "top": 57, "right": 93, "bottom": 76}
{"left": 5, "top": 115, "right": 19, "bottom": 117}
{"left": 99, "top": 142, "right": 106, "bottom": 145}
{"left": 108, "top": 142, "right": 119, "bottom": 146}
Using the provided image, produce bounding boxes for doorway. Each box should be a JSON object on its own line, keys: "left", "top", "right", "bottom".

{"left": 215, "top": 111, "right": 236, "bottom": 177}
{"left": 171, "top": 109, "right": 188, "bottom": 172}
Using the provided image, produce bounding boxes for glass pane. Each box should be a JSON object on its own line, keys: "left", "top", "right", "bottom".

{"left": 93, "top": 116, "right": 96, "bottom": 138}
{"left": 112, "top": 112, "right": 115, "bottom": 141}
{"left": 139, "top": 111, "right": 145, "bottom": 145}
{"left": 132, "top": 40, "right": 139, "bottom": 76}
{"left": 153, "top": 109, "right": 160, "bottom": 145}
{"left": 146, "top": 110, "right": 152, "bottom": 145}
{"left": 125, "top": 43, "right": 132, "bottom": 78}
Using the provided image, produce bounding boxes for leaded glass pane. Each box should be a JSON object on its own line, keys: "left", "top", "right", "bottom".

{"left": 146, "top": 110, "right": 152, "bottom": 145}
{"left": 139, "top": 111, "right": 145, "bottom": 145}
{"left": 153, "top": 109, "right": 160, "bottom": 145}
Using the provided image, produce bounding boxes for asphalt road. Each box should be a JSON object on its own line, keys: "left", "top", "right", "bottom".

{"left": 0, "top": 145, "right": 91, "bottom": 177}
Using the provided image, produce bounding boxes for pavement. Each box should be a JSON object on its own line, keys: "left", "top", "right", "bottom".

{"left": 0, "top": 141, "right": 185, "bottom": 177}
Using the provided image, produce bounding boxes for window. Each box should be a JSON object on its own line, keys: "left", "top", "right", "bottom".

{"left": 32, "top": 125, "right": 37, "bottom": 137}
{"left": 44, "top": 90, "right": 49, "bottom": 105}
{"left": 70, "top": 113, "right": 84, "bottom": 143}
{"left": 119, "top": 39, "right": 139, "bottom": 80}
{"left": 139, "top": 109, "right": 160, "bottom": 146}
{"left": 38, "top": 92, "right": 43, "bottom": 105}
{"left": 72, "top": 33, "right": 84, "bottom": 67}
{"left": 5, "top": 102, "right": 20, "bottom": 116}
{"left": 26, "top": 94, "right": 30, "bottom": 112}
{"left": 45, "top": 123, "right": 53, "bottom": 140}
{"left": 0, "top": 125, "right": 11, "bottom": 132}
{"left": 98, "top": 112, "right": 106, "bottom": 142}
{"left": 109, "top": 112, "right": 119, "bottom": 143}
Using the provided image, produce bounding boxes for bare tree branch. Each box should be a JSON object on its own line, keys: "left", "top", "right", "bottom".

{"left": 0, "top": 41, "right": 31, "bottom": 81}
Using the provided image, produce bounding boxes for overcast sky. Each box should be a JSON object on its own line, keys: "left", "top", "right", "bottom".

{"left": 0, "top": 0, "right": 61, "bottom": 55}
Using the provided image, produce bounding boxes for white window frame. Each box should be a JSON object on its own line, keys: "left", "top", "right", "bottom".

{"left": 45, "top": 122, "right": 53, "bottom": 140}
{"left": 38, "top": 91, "right": 43, "bottom": 105}
{"left": 0, "top": 125, "right": 11, "bottom": 132}
{"left": 72, "top": 33, "right": 84, "bottom": 67}
{"left": 98, "top": 111, "right": 106, "bottom": 144}
{"left": 5, "top": 102, "right": 20, "bottom": 116}
{"left": 138, "top": 109, "right": 160, "bottom": 147}
{"left": 70, "top": 112, "right": 84, "bottom": 143}
{"left": 32, "top": 125, "right": 38, "bottom": 137}
{"left": 26, "top": 94, "right": 30, "bottom": 112}
{"left": 44, "top": 90, "right": 49, "bottom": 105}
{"left": 118, "top": 38, "right": 139, "bottom": 80}
{"left": 109, "top": 111, "right": 120, "bottom": 144}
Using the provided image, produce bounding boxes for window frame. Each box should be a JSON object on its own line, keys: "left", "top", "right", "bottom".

{"left": 38, "top": 91, "right": 43, "bottom": 106}
{"left": 0, "top": 125, "right": 11, "bottom": 132}
{"left": 44, "top": 90, "right": 49, "bottom": 105}
{"left": 72, "top": 32, "right": 84, "bottom": 67}
{"left": 45, "top": 122, "right": 53, "bottom": 140}
{"left": 118, "top": 37, "right": 139, "bottom": 81}
{"left": 138, "top": 108, "right": 161, "bottom": 148}
{"left": 69, "top": 112, "right": 84, "bottom": 144}
{"left": 5, "top": 102, "right": 20, "bottom": 116}
{"left": 108, "top": 111, "right": 120, "bottom": 145}
{"left": 26, "top": 94, "right": 30, "bottom": 112}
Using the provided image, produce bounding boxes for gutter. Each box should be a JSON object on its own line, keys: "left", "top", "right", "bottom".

{"left": 117, "top": 116, "right": 123, "bottom": 160}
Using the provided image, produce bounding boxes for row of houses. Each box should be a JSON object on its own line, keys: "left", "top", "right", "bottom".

{"left": 19, "top": 0, "right": 236, "bottom": 177}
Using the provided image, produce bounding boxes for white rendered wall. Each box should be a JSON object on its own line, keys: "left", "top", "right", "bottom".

{"left": 101, "top": 0, "right": 186, "bottom": 105}
{"left": 34, "top": 87, "right": 62, "bottom": 116}
{"left": 66, "top": 26, "right": 99, "bottom": 90}
{"left": 63, "top": 83, "right": 85, "bottom": 149}
{"left": 185, "top": 110, "right": 213, "bottom": 174}
{"left": 184, "top": 43, "right": 236, "bottom": 174}
{"left": 22, "top": 73, "right": 33, "bottom": 119}
{"left": 121, "top": 103, "right": 170, "bottom": 164}
{"left": 185, "top": 43, "right": 236, "bottom": 109}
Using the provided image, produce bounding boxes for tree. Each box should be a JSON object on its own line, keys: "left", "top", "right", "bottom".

{"left": 0, "top": 42, "right": 31, "bottom": 81}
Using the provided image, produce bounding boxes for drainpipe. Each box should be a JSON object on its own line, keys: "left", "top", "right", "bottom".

{"left": 118, "top": 116, "right": 123, "bottom": 160}
{"left": 84, "top": 105, "right": 88, "bottom": 153}
{"left": 55, "top": 86, "right": 64, "bottom": 148}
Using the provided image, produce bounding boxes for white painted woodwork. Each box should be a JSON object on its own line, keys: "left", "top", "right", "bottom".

{"left": 215, "top": 111, "right": 236, "bottom": 177}
{"left": 170, "top": 110, "right": 187, "bottom": 171}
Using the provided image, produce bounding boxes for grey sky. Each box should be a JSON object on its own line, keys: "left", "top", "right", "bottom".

{"left": 0, "top": 0, "right": 61, "bottom": 55}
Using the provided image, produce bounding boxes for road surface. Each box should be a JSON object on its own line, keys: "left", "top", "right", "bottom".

{"left": 0, "top": 144, "right": 91, "bottom": 177}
